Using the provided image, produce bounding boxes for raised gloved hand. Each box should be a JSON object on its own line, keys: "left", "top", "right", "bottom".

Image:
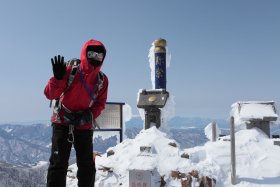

{"left": 51, "top": 55, "right": 66, "bottom": 80}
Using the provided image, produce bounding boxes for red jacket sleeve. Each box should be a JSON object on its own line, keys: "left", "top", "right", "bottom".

{"left": 44, "top": 66, "right": 72, "bottom": 100}
{"left": 90, "top": 74, "right": 109, "bottom": 119}
{"left": 44, "top": 67, "right": 71, "bottom": 100}
{"left": 44, "top": 77, "right": 67, "bottom": 100}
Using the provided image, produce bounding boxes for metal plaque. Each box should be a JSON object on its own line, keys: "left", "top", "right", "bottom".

{"left": 137, "top": 90, "right": 169, "bottom": 108}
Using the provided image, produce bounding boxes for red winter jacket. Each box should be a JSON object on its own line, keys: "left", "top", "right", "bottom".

{"left": 44, "top": 39, "right": 108, "bottom": 130}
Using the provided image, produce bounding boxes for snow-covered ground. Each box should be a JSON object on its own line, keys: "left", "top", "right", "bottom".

{"left": 66, "top": 126, "right": 280, "bottom": 187}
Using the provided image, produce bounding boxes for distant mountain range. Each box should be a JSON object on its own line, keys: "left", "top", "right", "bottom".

{"left": 1, "top": 116, "right": 278, "bottom": 164}
{"left": 0, "top": 124, "right": 52, "bottom": 166}
{"left": 125, "top": 116, "right": 230, "bottom": 129}
{"left": 0, "top": 116, "right": 279, "bottom": 186}
{"left": 0, "top": 161, "right": 47, "bottom": 187}
{"left": 0, "top": 116, "right": 228, "bottom": 166}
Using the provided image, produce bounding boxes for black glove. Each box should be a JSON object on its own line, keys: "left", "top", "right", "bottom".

{"left": 51, "top": 55, "right": 66, "bottom": 80}
{"left": 80, "top": 110, "right": 92, "bottom": 125}
{"left": 63, "top": 110, "right": 92, "bottom": 125}
{"left": 63, "top": 111, "right": 81, "bottom": 125}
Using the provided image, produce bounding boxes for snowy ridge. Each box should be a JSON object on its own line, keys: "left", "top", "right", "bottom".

{"left": 66, "top": 127, "right": 280, "bottom": 186}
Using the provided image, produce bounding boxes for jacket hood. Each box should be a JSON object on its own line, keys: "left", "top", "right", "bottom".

{"left": 80, "top": 39, "right": 106, "bottom": 74}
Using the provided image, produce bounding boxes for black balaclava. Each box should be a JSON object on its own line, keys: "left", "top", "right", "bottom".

{"left": 86, "top": 46, "right": 105, "bottom": 67}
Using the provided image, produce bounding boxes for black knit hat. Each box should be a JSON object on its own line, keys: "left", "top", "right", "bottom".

{"left": 86, "top": 45, "right": 106, "bottom": 54}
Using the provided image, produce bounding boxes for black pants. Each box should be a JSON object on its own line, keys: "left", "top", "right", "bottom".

{"left": 47, "top": 125, "right": 95, "bottom": 187}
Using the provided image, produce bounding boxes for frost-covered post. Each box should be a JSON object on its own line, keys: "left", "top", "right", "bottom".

{"left": 230, "top": 116, "right": 236, "bottom": 185}
{"left": 137, "top": 38, "right": 169, "bottom": 130}
{"left": 212, "top": 122, "right": 217, "bottom": 142}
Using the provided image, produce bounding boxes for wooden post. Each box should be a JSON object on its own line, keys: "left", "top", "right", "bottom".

{"left": 230, "top": 116, "right": 236, "bottom": 185}
{"left": 212, "top": 122, "right": 217, "bottom": 142}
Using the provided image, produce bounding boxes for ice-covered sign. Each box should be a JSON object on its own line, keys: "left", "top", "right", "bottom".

{"left": 231, "top": 101, "right": 278, "bottom": 125}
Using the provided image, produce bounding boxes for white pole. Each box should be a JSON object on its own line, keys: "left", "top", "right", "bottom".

{"left": 230, "top": 116, "right": 236, "bottom": 185}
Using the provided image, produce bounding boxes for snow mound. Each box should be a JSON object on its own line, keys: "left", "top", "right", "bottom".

{"left": 95, "top": 127, "right": 185, "bottom": 186}
{"left": 67, "top": 127, "right": 280, "bottom": 187}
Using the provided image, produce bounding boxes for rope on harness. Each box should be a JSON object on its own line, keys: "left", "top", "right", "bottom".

{"left": 67, "top": 125, "right": 75, "bottom": 144}
{"left": 78, "top": 66, "right": 98, "bottom": 103}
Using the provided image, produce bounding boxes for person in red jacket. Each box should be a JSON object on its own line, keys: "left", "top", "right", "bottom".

{"left": 44, "top": 39, "right": 108, "bottom": 187}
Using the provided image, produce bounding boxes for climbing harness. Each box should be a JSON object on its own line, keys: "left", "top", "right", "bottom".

{"left": 50, "top": 58, "right": 105, "bottom": 144}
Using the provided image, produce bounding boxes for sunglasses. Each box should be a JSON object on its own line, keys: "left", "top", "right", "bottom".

{"left": 87, "top": 51, "right": 104, "bottom": 61}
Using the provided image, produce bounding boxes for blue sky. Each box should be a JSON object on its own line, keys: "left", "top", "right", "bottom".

{"left": 0, "top": 1, "right": 279, "bottom": 123}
